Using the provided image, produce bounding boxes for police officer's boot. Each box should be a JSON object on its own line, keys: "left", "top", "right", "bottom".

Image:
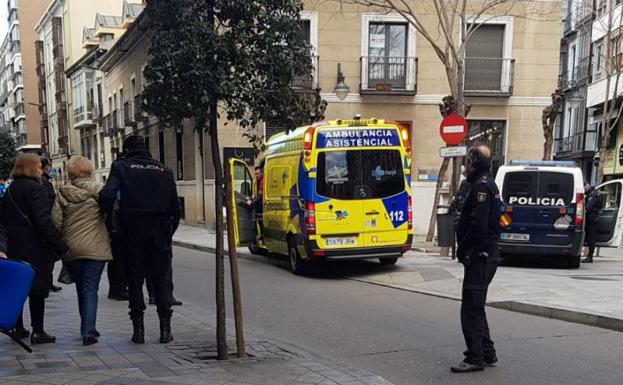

{"left": 159, "top": 314, "right": 173, "bottom": 344}
{"left": 131, "top": 315, "right": 145, "bottom": 344}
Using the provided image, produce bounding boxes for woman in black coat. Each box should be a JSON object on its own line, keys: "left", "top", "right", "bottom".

{"left": 0, "top": 154, "right": 68, "bottom": 344}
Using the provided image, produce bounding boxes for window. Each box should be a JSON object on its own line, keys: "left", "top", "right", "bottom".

{"left": 367, "top": 22, "right": 408, "bottom": 89}
{"left": 176, "top": 126, "right": 183, "bottom": 180}
{"left": 316, "top": 150, "right": 404, "bottom": 200}
{"left": 593, "top": 40, "right": 604, "bottom": 81}
{"left": 465, "top": 23, "right": 508, "bottom": 92}
{"left": 502, "top": 172, "right": 574, "bottom": 205}
{"left": 600, "top": 182, "right": 621, "bottom": 211}
{"left": 466, "top": 120, "right": 506, "bottom": 176}
{"left": 158, "top": 129, "right": 165, "bottom": 164}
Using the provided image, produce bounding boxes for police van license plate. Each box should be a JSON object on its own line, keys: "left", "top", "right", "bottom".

{"left": 325, "top": 237, "right": 356, "bottom": 247}
{"left": 501, "top": 233, "right": 530, "bottom": 242}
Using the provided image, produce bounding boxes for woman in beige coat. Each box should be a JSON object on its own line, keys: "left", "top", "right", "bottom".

{"left": 52, "top": 155, "right": 112, "bottom": 346}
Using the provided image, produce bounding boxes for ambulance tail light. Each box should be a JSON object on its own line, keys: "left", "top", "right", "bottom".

{"left": 574, "top": 192, "right": 584, "bottom": 226}
{"left": 407, "top": 195, "right": 413, "bottom": 230}
{"left": 305, "top": 201, "right": 316, "bottom": 235}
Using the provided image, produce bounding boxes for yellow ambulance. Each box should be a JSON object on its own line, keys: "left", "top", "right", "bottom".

{"left": 228, "top": 118, "right": 413, "bottom": 274}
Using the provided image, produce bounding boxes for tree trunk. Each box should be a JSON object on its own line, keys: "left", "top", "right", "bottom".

{"left": 542, "top": 125, "right": 554, "bottom": 161}
{"left": 208, "top": 104, "right": 228, "bottom": 360}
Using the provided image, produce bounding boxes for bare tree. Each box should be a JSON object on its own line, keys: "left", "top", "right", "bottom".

{"left": 542, "top": 85, "right": 563, "bottom": 161}
{"left": 338, "top": 0, "right": 558, "bottom": 241}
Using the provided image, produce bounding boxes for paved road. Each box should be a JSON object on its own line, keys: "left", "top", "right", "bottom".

{"left": 171, "top": 246, "right": 623, "bottom": 385}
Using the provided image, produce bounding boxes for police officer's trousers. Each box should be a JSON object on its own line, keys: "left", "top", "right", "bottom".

{"left": 108, "top": 232, "right": 127, "bottom": 297}
{"left": 461, "top": 256, "right": 498, "bottom": 365}
{"left": 122, "top": 218, "right": 173, "bottom": 319}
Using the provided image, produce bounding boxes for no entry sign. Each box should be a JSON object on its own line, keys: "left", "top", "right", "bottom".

{"left": 439, "top": 114, "right": 467, "bottom": 145}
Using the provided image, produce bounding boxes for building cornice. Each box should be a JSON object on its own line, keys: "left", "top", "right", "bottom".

{"left": 320, "top": 93, "right": 552, "bottom": 107}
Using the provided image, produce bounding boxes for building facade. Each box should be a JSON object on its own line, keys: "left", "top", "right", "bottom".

{"left": 34, "top": 0, "right": 126, "bottom": 178}
{"left": 555, "top": 0, "right": 596, "bottom": 180}
{"left": 0, "top": 0, "right": 50, "bottom": 150}
{"left": 586, "top": 0, "right": 623, "bottom": 181}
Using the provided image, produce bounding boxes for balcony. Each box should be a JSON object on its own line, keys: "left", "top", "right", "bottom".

{"left": 463, "top": 57, "right": 514, "bottom": 97}
{"left": 15, "top": 102, "right": 25, "bottom": 117}
{"left": 292, "top": 55, "right": 319, "bottom": 90}
{"left": 134, "top": 94, "right": 148, "bottom": 121}
{"left": 360, "top": 56, "right": 417, "bottom": 95}
{"left": 555, "top": 132, "right": 584, "bottom": 154}
{"left": 73, "top": 104, "right": 95, "bottom": 129}
{"left": 92, "top": 104, "right": 102, "bottom": 123}
{"left": 124, "top": 101, "right": 136, "bottom": 127}
{"left": 58, "top": 136, "right": 69, "bottom": 155}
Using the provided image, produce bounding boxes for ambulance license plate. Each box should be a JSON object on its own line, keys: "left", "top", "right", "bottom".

{"left": 325, "top": 237, "right": 356, "bottom": 247}
{"left": 501, "top": 233, "right": 530, "bottom": 242}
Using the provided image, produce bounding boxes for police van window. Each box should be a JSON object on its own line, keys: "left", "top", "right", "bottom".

{"left": 502, "top": 172, "right": 535, "bottom": 203}
{"left": 361, "top": 150, "right": 404, "bottom": 198}
{"left": 537, "top": 172, "right": 574, "bottom": 204}
{"left": 317, "top": 151, "right": 362, "bottom": 200}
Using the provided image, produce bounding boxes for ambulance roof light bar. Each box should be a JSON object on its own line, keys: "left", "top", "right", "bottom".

{"left": 510, "top": 160, "right": 577, "bottom": 168}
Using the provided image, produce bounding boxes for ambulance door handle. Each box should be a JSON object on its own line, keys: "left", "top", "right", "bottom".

{"left": 366, "top": 210, "right": 379, "bottom": 215}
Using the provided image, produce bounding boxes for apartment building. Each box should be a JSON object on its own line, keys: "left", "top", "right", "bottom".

{"left": 0, "top": 0, "right": 50, "bottom": 149}
{"left": 64, "top": 1, "right": 561, "bottom": 231}
{"left": 586, "top": 0, "right": 623, "bottom": 180}
{"left": 555, "top": 0, "right": 597, "bottom": 180}
{"left": 34, "top": 0, "right": 126, "bottom": 177}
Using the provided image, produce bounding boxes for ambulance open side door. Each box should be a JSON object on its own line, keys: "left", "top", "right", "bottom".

{"left": 228, "top": 158, "right": 256, "bottom": 246}
{"left": 595, "top": 179, "right": 623, "bottom": 248}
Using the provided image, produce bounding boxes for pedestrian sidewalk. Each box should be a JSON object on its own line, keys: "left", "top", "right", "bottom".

{"left": 0, "top": 267, "right": 394, "bottom": 384}
{"left": 172, "top": 224, "right": 623, "bottom": 332}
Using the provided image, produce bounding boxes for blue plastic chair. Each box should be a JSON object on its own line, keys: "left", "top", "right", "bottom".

{"left": 0, "top": 258, "right": 35, "bottom": 353}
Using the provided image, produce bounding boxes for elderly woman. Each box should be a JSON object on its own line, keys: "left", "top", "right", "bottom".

{"left": 1, "top": 154, "right": 69, "bottom": 344}
{"left": 52, "top": 156, "right": 112, "bottom": 346}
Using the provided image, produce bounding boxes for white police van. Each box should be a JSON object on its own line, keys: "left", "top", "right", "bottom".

{"left": 495, "top": 161, "right": 623, "bottom": 268}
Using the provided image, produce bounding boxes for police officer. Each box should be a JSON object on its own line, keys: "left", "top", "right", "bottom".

{"left": 451, "top": 145, "right": 501, "bottom": 373}
{"left": 99, "top": 135, "right": 181, "bottom": 344}
{"left": 582, "top": 182, "right": 602, "bottom": 263}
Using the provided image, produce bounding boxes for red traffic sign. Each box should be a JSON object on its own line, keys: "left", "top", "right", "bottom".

{"left": 439, "top": 114, "right": 467, "bottom": 145}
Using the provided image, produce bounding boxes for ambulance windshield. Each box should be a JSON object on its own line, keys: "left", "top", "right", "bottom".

{"left": 317, "top": 150, "right": 404, "bottom": 200}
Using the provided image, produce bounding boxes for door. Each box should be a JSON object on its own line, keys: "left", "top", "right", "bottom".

{"left": 228, "top": 158, "right": 256, "bottom": 246}
{"left": 501, "top": 171, "right": 538, "bottom": 243}
{"left": 368, "top": 23, "right": 408, "bottom": 89}
{"left": 595, "top": 180, "right": 623, "bottom": 247}
{"left": 465, "top": 24, "right": 505, "bottom": 91}
{"left": 315, "top": 150, "right": 365, "bottom": 249}
{"left": 360, "top": 149, "right": 409, "bottom": 247}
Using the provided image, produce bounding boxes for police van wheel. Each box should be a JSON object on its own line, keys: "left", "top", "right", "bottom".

{"left": 568, "top": 255, "right": 581, "bottom": 269}
{"left": 379, "top": 257, "right": 398, "bottom": 266}
{"left": 288, "top": 242, "right": 305, "bottom": 275}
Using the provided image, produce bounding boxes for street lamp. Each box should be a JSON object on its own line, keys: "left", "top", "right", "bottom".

{"left": 333, "top": 63, "right": 350, "bottom": 101}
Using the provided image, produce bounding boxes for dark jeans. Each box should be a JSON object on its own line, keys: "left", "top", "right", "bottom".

{"left": 585, "top": 221, "right": 597, "bottom": 257}
{"left": 108, "top": 232, "right": 127, "bottom": 296}
{"left": 15, "top": 296, "right": 45, "bottom": 333}
{"left": 66, "top": 260, "right": 106, "bottom": 338}
{"left": 461, "top": 256, "right": 498, "bottom": 365}
{"left": 123, "top": 219, "right": 173, "bottom": 318}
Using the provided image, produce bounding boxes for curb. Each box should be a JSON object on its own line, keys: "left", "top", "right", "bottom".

{"left": 173, "top": 239, "right": 623, "bottom": 334}
{"left": 488, "top": 301, "right": 623, "bottom": 333}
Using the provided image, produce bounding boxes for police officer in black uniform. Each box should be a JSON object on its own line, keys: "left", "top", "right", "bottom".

{"left": 451, "top": 145, "right": 502, "bottom": 373}
{"left": 99, "top": 135, "right": 181, "bottom": 344}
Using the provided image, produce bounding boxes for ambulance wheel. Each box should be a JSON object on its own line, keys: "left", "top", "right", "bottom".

{"left": 288, "top": 241, "right": 306, "bottom": 275}
{"left": 568, "top": 255, "right": 581, "bottom": 269}
{"left": 379, "top": 257, "right": 398, "bottom": 265}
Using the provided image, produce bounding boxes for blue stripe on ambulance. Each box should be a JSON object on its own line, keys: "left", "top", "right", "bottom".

{"left": 382, "top": 191, "right": 409, "bottom": 228}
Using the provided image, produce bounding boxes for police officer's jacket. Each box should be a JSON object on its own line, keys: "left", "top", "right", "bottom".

{"left": 99, "top": 150, "right": 181, "bottom": 230}
{"left": 456, "top": 167, "right": 501, "bottom": 255}
{"left": 585, "top": 187, "right": 602, "bottom": 224}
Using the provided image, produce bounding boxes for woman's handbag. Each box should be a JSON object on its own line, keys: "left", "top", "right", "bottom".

{"left": 57, "top": 263, "right": 74, "bottom": 285}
